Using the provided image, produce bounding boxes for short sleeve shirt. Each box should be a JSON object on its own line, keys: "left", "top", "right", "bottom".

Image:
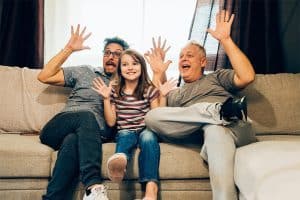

{"left": 111, "top": 86, "right": 159, "bottom": 131}
{"left": 167, "top": 69, "right": 241, "bottom": 107}
{"left": 61, "top": 65, "right": 110, "bottom": 130}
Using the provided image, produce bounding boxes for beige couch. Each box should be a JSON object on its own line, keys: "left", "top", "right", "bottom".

{"left": 0, "top": 65, "right": 299, "bottom": 200}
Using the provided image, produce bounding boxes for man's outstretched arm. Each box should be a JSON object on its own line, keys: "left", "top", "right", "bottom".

{"left": 208, "top": 10, "right": 255, "bottom": 88}
{"left": 37, "top": 24, "right": 91, "bottom": 86}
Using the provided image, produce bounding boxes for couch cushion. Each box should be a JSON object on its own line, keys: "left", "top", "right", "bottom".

{"left": 257, "top": 135, "right": 300, "bottom": 142}
{"left": 159, "top": 143, "right": 208, "bottom": 179}
{"left": 240, "top": 73, "right": 300, "bottom": 135}
{"left": 115, "top": 143, "right": 209, "bottom": 179}
{"left": 0, "top": 66, "right": 70, "bottom": 134}
{"left": 0, "top": 134, "right": 53, "bottom": 177}
{"left": 234, "top": 141, "right": 300, "bottom": 200}
{"left": 51, "top": 142, "right": 209, "bottom": 180}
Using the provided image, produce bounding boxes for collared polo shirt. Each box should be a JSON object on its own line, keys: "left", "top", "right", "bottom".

{"left": 61, "top": 65, "right": 110, "bottom": 130}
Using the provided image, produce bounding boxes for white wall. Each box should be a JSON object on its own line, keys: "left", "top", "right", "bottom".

{"left": 45, "top": 0, "right": 196, "bottom": 78}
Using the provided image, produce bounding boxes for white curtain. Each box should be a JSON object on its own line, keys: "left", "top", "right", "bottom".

{"left": 44, "top": 0, "right": 196, "bottom": 78}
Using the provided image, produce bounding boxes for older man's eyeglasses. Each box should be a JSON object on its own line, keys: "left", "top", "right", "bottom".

{"left": 103, "top": 50, "right": 122, "bottom": 58}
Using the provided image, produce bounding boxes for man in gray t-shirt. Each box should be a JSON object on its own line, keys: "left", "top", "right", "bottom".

{"left": 37, "top": 25, "right": 129, "bottom": 200}
{"left": 145, "top": 10, "right": 256, "bottom": 200}
{"left": 62, "top": 65, "right": 111, "bottom": 137}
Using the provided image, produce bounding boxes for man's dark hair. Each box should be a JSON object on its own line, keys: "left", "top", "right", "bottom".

{"left": 103, "top": 37, "right": 129, "bottom": 51}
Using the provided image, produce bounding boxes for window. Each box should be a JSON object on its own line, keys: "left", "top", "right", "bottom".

{"left": 45, "top": 0, "right": 196, "bottom": 78}
{"left": 189, "top": 0, "right": 222, "bottom": 72}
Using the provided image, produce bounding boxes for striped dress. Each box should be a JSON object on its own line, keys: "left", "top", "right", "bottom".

{"left": 111, "top": 86, "right": 159, "bottom": 131}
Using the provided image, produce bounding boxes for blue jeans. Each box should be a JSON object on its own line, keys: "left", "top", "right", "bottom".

{"left": 115, "top": 128, "right": 160, "bottom": 183}
{"left": 40, "top": 111, "right": 114, "bottom": 200}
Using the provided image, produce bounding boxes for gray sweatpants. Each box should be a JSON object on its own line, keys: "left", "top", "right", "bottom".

{"left": 145, "top": 103, "right": 256, "bottom": 200}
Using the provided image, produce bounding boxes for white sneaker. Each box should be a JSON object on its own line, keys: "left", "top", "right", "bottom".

{"left": 83, "top": 184, "right": 109, "bottom": 200}
{"left": 107, "top": 153, "right": 127, "bottom": 182}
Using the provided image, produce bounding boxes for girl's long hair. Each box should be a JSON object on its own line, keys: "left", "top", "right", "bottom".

{"left": 115, "top": 49, "right": 153, "bottom": 100}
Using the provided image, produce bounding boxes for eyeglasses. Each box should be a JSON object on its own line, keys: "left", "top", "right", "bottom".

{"left": 103, "top": 50, "right": 122, "bottom": 58}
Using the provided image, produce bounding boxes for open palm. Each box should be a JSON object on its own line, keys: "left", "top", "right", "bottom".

{"left": 159, "top": 78, "right": 177, "bottom": 97}
{"left": 207, "top": 10, "right": 234, "bottom": 42}
{"left": 144, "top": 50, "right": 172, "bottom": 76}
{"left": 151, "top": 36, "right": 171, "bottom": 61}
{"left": 92, "top": 77, "right": 112, "bottom": 99}
{"left": 65, "top": 24, "right": 92, "bottom": 52}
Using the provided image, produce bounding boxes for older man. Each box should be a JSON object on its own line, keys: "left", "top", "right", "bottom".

{"left": 145, "top": 10, "right": 256, "bottom": 200}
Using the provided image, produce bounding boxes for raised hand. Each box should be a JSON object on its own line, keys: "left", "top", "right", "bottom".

{"left": 159, "top": 78, "right": 178, "bottom": 97}
{"left": 144, "top": 49, "right": 172, "bottom": 76}
{"left": 207, "top": 10, "right": 234, "bottom": 42}
{"left": 92, "top": 77, "right": 112, "bottom": 99}
{"left": 150, "top": 36, "right": 171, "bottom": 61}
{"left": 64, "top": 24, "right": 92, "bottom": 52}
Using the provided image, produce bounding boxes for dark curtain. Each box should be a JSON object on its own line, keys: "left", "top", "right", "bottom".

{"left": 189, "top": 0, "right": 289, "bottom": 74}
{"left": 0, "top": 0, "right": 44, "bottom": 68}
{"left": 235, "top": 0, "right": 285, "bottom": 74}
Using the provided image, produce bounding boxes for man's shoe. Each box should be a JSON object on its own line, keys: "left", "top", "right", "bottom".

{"left": 220, "top": 96, "right": 247, "bottom": 122}
{"left": 107, "top": 153, "right": 127, "bottom": 182}
{"left": 83, "top": 184, "right": 109, "bottom": 200}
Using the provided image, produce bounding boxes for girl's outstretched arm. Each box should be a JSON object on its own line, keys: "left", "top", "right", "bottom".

{"left": 92, "top": 77, "right": 116, "bottom": 127}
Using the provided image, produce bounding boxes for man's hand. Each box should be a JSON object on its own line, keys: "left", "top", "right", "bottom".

{"left": 207, "top": 10, "right": 234, "bottom": 42}
{"left": 144, "top": 49, "right": 172, "bottom": 76}
{"left": 150, "top": 36, "right": 171, "bottom": 61}
{"left": 146, "top": 37, "right": 171, "bottom": 85}
{"left": 159, "top": 78, "right": 177, "bottom": 97}
{"left": 64, "top": 24, "right": 92, "bottom": 52}
{"left": 92, "top": 77, "right": 112, "bottom": 99}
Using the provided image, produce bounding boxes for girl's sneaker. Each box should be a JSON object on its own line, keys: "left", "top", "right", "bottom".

{"left": 107, "top": 153, "right": 127, "bottom": 182}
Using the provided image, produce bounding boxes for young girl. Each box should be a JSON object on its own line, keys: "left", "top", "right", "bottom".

{"left": 92, "top": 49, "right": 176, "bottom": 200}
{"left": 93, "top": 48, "right": 246, "bottom": 200}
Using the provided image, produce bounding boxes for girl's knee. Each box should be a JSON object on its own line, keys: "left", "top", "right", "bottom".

{"left": 139, "top": 130, "right": 157, "bottom": 144}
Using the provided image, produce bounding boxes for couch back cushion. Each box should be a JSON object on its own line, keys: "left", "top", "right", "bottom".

{"left": 1, "top": 66, "right": 299, "bottom": 135}
{"left": 240, "top": 73, "right": 300, "bottom": 135}
{"left": 0, "top": 66, "right": 70, "bottom": 134}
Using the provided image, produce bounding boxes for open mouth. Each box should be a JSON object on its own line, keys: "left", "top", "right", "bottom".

{"left": 106, "top": 61, "right": 116, "bottom": 67}
{"left": 181, "top": 64, "right": 191, "bottom": 69}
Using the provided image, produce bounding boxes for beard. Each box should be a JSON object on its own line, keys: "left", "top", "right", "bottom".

{"left": 104, "top": 71, "right": 113, "bottom": 77}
